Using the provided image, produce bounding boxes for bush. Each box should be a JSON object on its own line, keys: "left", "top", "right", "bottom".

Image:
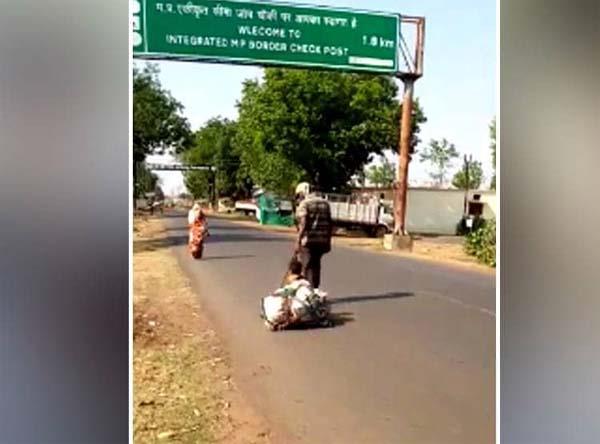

{"left": 464, "top": 219, "right": 496, "bottom": 267}
{"left": 456, "top": 216, "right": 486, "bottom": 236}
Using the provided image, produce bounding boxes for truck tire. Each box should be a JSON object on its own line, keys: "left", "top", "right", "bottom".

{"left": 374, "top": 225, "right": 389, "bottom": 238}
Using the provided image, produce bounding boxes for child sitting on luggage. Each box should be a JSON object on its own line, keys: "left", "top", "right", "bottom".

{"left": 281, "top": 254, "right": 305, "bottom": 287}
{"left": 261, "top": 254, "right": 330, "bottom": 330}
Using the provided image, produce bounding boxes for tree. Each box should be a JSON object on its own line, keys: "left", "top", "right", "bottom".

{"left": 419, "top": 138, "right": 459, "bottom": 187}
{"left": 181, "top": 117, "right": 250, "bottom": 199}
{"left": 353, "top": 169, "right": 367, "bottom": 188}
{"left": 404, "top": 99, "right": 427, "bottom": 156}
{"left": 133, "top": 64, "right": 192, "bottom": 196}
{"left": 183, "top": 170, "right": 210, "bottom": 200}
{"left": 366, "top": 154, "right": 395, "bottom": 188}
{"left": 489, "top": 117, "right": 496, "bottom": 189}
{"left": 134, "top": 162, "right": 159, "bottom": 197}
{"left": 452, "top": 157, "right": 484, "bottom": 189}
{"left": 235, "top": 68, "right": 426, "bottom": 196}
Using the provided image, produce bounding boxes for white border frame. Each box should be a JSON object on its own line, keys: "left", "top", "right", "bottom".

{"left": 129, "top": 2, "right": 500, "bottom": 443}
{"left": 495, "top": 0, "right": 500, "bottom": 442}
{"left": 128, "top": 2, "right": 135, "bottom": 443}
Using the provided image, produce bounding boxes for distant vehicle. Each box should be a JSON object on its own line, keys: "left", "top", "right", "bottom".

{"left": 217, "top": 197, "right": 235, "bottom": 213}
{"left": 151, "top": 200, "right": 164, "bottom": 214}
{"left": 296, "top": 184, "right": 394, "bottom": 238}
{"left": 143, "top": 192, "right": 164, "bottom": 214}
{"left": 324, "top": 193, "right": 393, "bottom": 237}
{"left": 135, "top": 192, "right": 164, "bottom": 214}
{"left": 278, "top": 199, "right": 293, "bottom": 212}
{"left": 235, "top": 192, "right": 293, "bottom": 222}
{"left": 234, "top": 199, "right": 259, "bottom": 218}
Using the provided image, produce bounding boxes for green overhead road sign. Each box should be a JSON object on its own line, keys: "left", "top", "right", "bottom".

{"left": 132, "top": 0, "right": 400, "bottom": 73}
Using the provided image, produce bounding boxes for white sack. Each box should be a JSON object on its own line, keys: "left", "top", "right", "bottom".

{"left": 262, "top": 295, "right": 289, "bottom": 325}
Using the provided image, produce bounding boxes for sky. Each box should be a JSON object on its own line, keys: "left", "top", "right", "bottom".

{"left": 140, "top": 0, "right": 496, "bottom": 196}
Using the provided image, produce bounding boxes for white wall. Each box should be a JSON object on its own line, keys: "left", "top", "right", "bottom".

{"left": 406, "top": 189, "right": 497, "bottom": 235}
{"left": 480, "top": 193, "right": 497, "bottom": 219}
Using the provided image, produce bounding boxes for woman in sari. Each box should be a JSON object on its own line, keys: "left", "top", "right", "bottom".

{"left": 187, "top": 202, "right": 208, "bottom": 258}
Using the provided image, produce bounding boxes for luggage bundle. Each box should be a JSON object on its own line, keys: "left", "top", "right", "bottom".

{"left": 260, "top": 279, "right": 331, "bottom": 331}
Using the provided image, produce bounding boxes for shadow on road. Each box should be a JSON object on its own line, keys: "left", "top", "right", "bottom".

{"left": 158, "top": 212, "right": 186, "bottom": 219}
{"left": 162, "top": 226, "right": 188, "bottom": 233}
{"left": 329, "top": 311, "right": 356, "bottom": 326}
{"left": 202, "top": 254, "right": 256, "bottom": 261}
{"left": 206, "top": 224, "right": 261, "bottom": 231}
{"left": 163, "top": 224, "right": 253, "bottom": 233}
{"left": 330, "top": 291, "right": 415, "bottom": 305}
{"left": 134, "top": 232, "right": 289, "bottom": 253}
{"left": 284, "top": 311, "right": 355, "bottom": 331}
{"left": 133, "top": 236, "right": 181, "bottom": 253}
{"left": 206, "top": 233, "right": 289, "bottom": 244}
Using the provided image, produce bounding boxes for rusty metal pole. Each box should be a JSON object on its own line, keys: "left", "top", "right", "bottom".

{"left": 387, "top": 14, "right": 424, "bottom": 246}
{"left": 394, "top": 76, "right": 415, "bottom": 236}
{"left": 210, "top": 167, "right": 217, "bottom": 210}
{"left": 463, "top": 154, "right": 469, "bottom": 215}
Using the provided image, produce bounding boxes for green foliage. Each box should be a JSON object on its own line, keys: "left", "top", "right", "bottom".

{"left": 134, "top": 162, "right": 159, "bottom": 197}
{"left": 183, "top": 171, "right": 210, "bottom": 200}
{"left": 133, "top": 64, "right": 192, "bottom": 163}
{"left": 490, "top": 117, "right": 496, "bottom": 189}
{"left": 464, "top": 219, "right": 496, "bottom": 267}
{"left": 366, "top": 154, "right": 395, "bottom": 188}
{"left": 456, "top": 216, "right": 486, "bottom": 236}
{"left": 406, "top": 101, "right": 427, "bottom": 155}
{"left": 181, "top": 118, "right": 251, "bottom": 199}
{"left": 452, "top": 158, "right": 484, "bottom": 189}
{"left": 235, "top": 68, "right": 426, "bottom": 195}
{"left": 419, "top": 138, "right": 460, "bottom": 187}
{"left": 353, "top": 168, "right": 367, "bottom": 188}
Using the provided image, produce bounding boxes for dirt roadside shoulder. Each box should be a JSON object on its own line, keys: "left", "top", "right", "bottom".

{"left": 206, "top": 212, "right": 494, "bottom": 275}
{"left": 133, "top": 216, "right": 273, "bottom": 444}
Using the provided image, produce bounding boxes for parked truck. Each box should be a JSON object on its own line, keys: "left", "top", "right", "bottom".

{"left": 236, "top": 184, "right": 394, "bottom": 236}
{"left": 234, "top": 199, "right": 259, "bottom": 218}
{"left": 293, "top": 183, "right": 394, "bottom": 237}
{"left": 323, "top": 193, "right": 394, "bottom": 238}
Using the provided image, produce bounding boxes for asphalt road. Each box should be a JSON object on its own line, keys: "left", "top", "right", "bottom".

{"left": 161, "top": 214, "right": 495, "bottom": 444}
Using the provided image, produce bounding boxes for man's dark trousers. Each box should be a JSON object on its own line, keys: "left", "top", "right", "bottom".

{"left": 297, "top": 247, "right": 326, "bottom": 289}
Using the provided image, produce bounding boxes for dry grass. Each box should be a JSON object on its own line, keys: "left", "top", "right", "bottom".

{"left": 133, "top": 216, "right": 272, "bottom": 444}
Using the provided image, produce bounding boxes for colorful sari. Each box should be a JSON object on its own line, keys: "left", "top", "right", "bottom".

{"left": 188, "top": 205, "right": 208, "bottom": 258}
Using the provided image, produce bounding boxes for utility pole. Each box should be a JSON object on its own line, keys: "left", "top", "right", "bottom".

{"left": 393, "top": 76, "right": 415, "bottom": 237}
{"left": 210, "top": 167, "right": 217, "bottom": 210}
{"left": 392, "top": 16, "right": 425, "bottom": 246}
{"left": 133, "top": 159, "right": 140, "bottom": 210}
{"left": 463, "top": 154, "right": 472, "bottom": 215}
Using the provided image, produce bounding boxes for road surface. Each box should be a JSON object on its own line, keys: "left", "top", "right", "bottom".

{"left": 160, "top": 214, "right": 495, "bottom": 444}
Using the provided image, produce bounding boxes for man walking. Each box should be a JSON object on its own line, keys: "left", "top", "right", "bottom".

{"left": 294, "top": 183, "right": 333, "bottom": 290}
